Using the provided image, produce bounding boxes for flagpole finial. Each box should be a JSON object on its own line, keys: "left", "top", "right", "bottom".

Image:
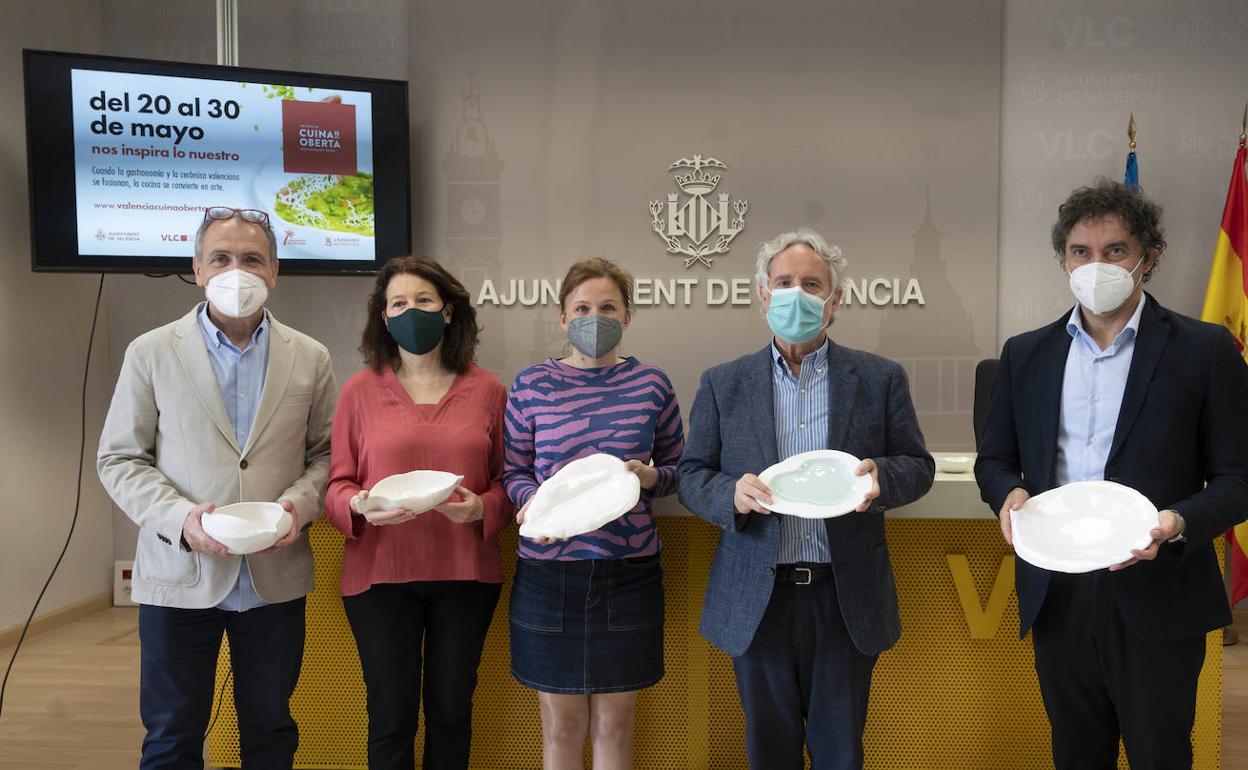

{"left": 1128, "top": 113, "right": 1137, "bottom": 151}
{"left": 1240, "top": 102, "right": 1246, "bottom": 147}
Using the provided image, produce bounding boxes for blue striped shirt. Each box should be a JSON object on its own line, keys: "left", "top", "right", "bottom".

{"left": 197, "top": 303, "right": 270, "bottom": 613}
{"left": 772, "top": 339, "right": 833, "bottom": 564}
{"left": 1056, "top": 296, "right": 1144, "bottom": 485}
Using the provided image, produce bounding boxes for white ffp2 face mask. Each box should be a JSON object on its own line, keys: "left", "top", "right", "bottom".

{"left": 205, "top": 269, "right": 269, "bottom": 318}
{"left": 1068, "top": 256, "right": 1145, "bottom": 315}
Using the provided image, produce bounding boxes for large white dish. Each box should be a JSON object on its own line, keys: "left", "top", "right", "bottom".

{"left": 356, "top": 470, "right": 464, "bottom": 515}
{"left": 1012, "top": 480, "right": 1159, "bottom": 574}
{"left": 758, "top": 450, "right": 873, "bottom": 519}
{"left": 201, "top": 502, "right": 292, "bottom": 555}
{"left": 519, "top": 453, "right": 641, "bottom": 540}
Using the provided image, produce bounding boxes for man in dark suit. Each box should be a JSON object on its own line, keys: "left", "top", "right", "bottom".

{"left": 678, "top": 228, "right": 934, "bottom": 770}
{"left": 975, "top": 179, "right": 1248, "bottom": 770}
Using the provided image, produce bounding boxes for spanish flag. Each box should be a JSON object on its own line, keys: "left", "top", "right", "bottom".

{"left": 1201, "top": 136, "right": 1248, "bottom": 603}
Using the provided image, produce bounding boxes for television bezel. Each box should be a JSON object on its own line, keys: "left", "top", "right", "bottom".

{"left": 23, "top": 49, "right": 411, "bottom": 275}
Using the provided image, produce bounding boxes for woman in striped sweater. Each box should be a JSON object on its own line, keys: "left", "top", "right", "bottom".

{"left": 503, "top": 257, "right": 685, "bottom": 770}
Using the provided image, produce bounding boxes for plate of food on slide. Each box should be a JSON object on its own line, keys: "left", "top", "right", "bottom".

{"left": 757, "top": 450, "right": 873, "bottom": 519}
{"left": 1011, "top": 480, "right": 1160, "bottom": 573}
{"left": 356, "top": 470, "right": 464, "bottom": 516}
{"left": 252, "top": 152, "right": 376, "bottom": 244}
{"left": 519, "top": 454, "right": 642, "bottom": 540}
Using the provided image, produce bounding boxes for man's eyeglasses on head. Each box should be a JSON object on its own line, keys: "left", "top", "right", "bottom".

{"left": 203, "top": 207, "right": 271, "bottom": 227}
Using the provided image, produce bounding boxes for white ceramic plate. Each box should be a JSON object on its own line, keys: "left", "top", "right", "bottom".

{"left": 1012, "top": 480, "right": 1159, "bottom": 574}
{"left": 757, "top": 450, "right": 873, "bottom": 519}
{"left": 519, "top": 453, "right": 641, "bottom": 540}
{"left": 201, "top": 502, "right": 292, "bottom": 555}
{"left": 357, "top": 470, "right": 464, "bottom": 515}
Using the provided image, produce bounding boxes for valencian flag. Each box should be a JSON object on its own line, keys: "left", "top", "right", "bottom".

{"left": 1124, "top": 113, "right": 1140, "bottom": 187}
{"left": 1200, "top": 124, "right": 1248, "bottom": 603}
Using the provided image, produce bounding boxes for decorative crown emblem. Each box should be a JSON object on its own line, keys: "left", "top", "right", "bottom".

{"left": 649, "top": 154, "right": 748, "bottom": 269}
{"left": 670, "top": 155, "right": 726, "bottom": 195}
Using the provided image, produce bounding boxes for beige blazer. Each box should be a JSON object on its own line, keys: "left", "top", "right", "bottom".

{"left": 98, "top": 305, "right": 338, "bottom": 608}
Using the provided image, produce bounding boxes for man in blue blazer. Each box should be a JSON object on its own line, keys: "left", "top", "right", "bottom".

{"left": 975, "top": 180, "right": 1248, "bottom": 770}
{"left": 678, "top": 228, "right": 934, "bottom": 770}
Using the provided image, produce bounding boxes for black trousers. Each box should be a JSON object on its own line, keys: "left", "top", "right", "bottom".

{"left": 1032, "top": 571, "right": 1207, "bottom": 770}
{"left": 343, "top": 580, "right": 501, "bottom": 770}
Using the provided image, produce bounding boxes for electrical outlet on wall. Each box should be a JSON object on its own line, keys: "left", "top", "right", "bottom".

{"left": 113, "top": 560, "right": 136, "bottom": 607}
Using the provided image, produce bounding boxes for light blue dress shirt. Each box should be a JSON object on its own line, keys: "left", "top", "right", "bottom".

{"left": 1055, "top": 296, "right": 1145, "bottom": 485}
{"left": 772, "top": 338, "right": 834, "bottom": 564}
{"left": 197, "top": 302, "right": 271, "bottom": 612}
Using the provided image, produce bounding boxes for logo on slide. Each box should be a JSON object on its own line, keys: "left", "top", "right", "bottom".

{"left": 282, "top": 99, "right": 358, "bottom": 176}
{"left": 649, "top": 154, "right": 748, "bottom": 269}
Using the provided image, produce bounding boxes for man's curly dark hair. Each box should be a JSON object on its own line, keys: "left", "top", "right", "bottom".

{"left": 1051, "top": 178, "right": 1167, "bottom": 282}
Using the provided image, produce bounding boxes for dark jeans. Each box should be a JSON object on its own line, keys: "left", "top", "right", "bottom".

{"left": 343, "top": 580, "right": 502, "bottom": 770}
{"left": 1033, "top": 571, "right": 1206, "bottom": 770}
{"left": 138, "top": 597, "right": 306, "bottom": 770}
{"left": 731, "top": 574, "right": 877, "bottom": 770}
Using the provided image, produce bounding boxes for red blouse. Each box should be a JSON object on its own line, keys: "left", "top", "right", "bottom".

{"left": 325, "top": 364, "right": 512, "bottom": 595}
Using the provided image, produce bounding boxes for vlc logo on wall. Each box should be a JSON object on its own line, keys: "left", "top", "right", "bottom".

{"left": 649, "top": 154, "right": 748, "bottom": 269}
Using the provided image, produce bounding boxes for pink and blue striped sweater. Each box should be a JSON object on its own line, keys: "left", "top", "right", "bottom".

{"left": 503, "top": 357, "right": 684, "bottom": 560}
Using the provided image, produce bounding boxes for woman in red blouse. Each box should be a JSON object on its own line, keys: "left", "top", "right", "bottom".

{"left": 325, "top": 256, "right": 511, "bottom": 770}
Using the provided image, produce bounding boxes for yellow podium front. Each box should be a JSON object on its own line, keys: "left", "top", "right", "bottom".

{"left": 209, "top": 474, "right": 1222, "bottom": 769}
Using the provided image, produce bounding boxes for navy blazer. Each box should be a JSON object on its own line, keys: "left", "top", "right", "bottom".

{"left": 678, "top": 342, "right": 934, "bottom": 657}
{"left": 975, "top": 294, "right": 1248, "bottom": 641}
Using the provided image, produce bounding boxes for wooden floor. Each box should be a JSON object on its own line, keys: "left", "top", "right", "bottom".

{"left": 0, "top": 608, "right": 146, "bottom": 769}
{"left": 1227, "top": 621, "right": 1248, "bottom": 770}
{"left": 1, "top": 608, "right": 1248, "bottom": 769}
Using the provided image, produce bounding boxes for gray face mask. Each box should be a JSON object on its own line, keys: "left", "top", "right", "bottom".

{"left": 567, "top": 315, "right": 623, "bottom": 359}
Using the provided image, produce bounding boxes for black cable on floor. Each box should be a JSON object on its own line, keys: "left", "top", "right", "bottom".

{"left": 0, "top": 272, "right": 105, "bottom": 720}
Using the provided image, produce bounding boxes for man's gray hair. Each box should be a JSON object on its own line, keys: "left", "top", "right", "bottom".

{"left": 193, "top": 211, "right": 279, "bottom": 264}
{"left": 754, "top": 228, "right": 847, "bottom": 292}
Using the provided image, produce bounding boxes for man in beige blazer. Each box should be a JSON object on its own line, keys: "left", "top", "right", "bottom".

{"left": 97, "top": 207, "right": 337, "bottom": 770}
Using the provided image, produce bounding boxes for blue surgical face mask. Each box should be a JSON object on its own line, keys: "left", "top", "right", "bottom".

{"left": 766, "top": 286, "right": 832, "bottom": 344}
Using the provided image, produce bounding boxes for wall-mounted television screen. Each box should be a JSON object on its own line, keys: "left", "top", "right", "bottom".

{"left": 24, "top": 49, "right": 410, "bottom": 274}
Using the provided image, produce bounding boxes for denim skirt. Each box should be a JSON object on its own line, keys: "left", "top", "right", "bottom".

{"left": 509, "top": 555, "right": 665, "bottom": 694}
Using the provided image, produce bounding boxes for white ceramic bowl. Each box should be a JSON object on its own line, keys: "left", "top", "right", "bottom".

{"left": 757, "top": 450, "right": 873, "bottom": 519}
{"left": 1012, "top": 480, "right": 1159, "bottom": 573}
{"left": 357, "top": 470, "right": 464, "bottom": 515}
{"left": 201, "top": 502, "right": 292, "bottom": 555}
{"left": 519, "top": 454, "right": 641, "bottom": 540}
{"left": 935, "top": 454, "right": 974, "bottom": 474}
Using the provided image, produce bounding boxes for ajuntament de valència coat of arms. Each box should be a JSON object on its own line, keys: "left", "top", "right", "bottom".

{"left": 649, "top": 154, "right": 748, "bottom": 268}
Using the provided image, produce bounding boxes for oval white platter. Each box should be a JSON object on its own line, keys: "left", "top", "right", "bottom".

{"left": 519, "top": 453, "right": 641, "bottom": 540}
{"left": 757, "top": 449, "right": 873, "bottom": 519}
{"left": 1012, "top": 480, "right": 1159, "bottom": 574}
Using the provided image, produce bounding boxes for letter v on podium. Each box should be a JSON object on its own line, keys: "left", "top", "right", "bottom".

{"left": 947, "top": 554, "right": 1015, "bottom": 639}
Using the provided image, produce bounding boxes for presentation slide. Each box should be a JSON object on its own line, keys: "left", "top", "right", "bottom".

{"left": 71, "top": 68, "right": 375, "bottom": 262}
